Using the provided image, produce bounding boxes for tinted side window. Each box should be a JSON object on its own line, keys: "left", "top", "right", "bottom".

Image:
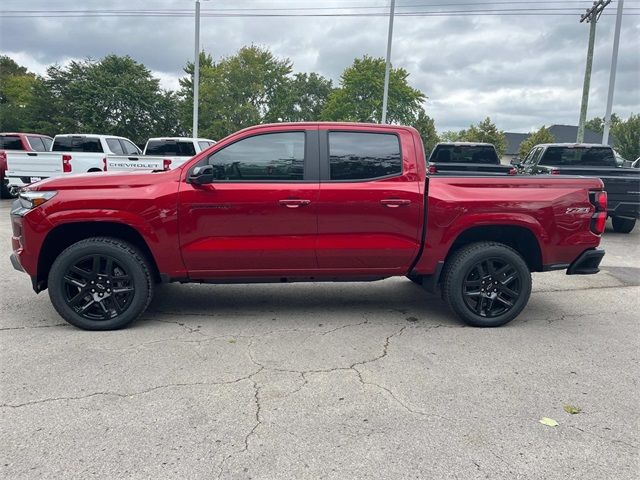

{"left": 26, "top": 136, "right": 45, "bottom": 151}
{"left": 198, "top": 141, "right": 212, "bottom": 151}
{"left": 51, "top": 137, "right": 72, "bottom": 151}
{"left": 76, "top": 138, "right": 103, "bottom": 153}
{"left": 42, "top": 137, "right": 53, "bottom": 150}
{"left": 0, "top": 136, "right": 24, "bottom": 150}
{"left": 329, "top": 132, "right": 401, "bottom": 180}
{"left": 207, "top": 132, "right": 305, "bottom": 181}
{"left": 119, "top": 139, "right": 140, "bottom": 155}
{"left": 106, "top": 138, "right": 125, "bottom": 154}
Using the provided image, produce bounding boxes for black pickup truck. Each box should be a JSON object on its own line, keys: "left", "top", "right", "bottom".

{"left": 516, "top": 143, "right": 640, "bottom": 233}
{"left": 427, "top": 142, "right": 516, "bottom": 176}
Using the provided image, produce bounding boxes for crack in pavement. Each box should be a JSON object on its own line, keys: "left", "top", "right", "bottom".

{"left": 0, "top": 323, "right": 69, "bottom": 331}
{"left": 0, "top": 369, "right": 262, "bottom": 409}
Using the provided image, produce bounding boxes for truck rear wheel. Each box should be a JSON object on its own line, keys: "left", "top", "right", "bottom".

{"left": 611, "top": 216, "right": 636, "bottom": 234}
{"left": 442, "top": 242, "right": 531, "bottom": 327}
{"left": 48, "top": 237, "right": 154, "bottom": 330}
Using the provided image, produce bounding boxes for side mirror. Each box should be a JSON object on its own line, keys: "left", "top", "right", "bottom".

{"left": 188, "top": 165, "right": 215, "bottom": 185}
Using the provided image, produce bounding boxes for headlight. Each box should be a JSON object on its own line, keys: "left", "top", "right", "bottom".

{"left": 18, "top": 191, "right": 57, "bottom": 211}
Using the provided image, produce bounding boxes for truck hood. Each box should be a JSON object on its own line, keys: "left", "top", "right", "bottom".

{"left": 26, "top": 169, "right": 180, "bottom": 191}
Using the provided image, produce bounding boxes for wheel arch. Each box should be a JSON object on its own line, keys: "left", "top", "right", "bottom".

{"left": 36, "top": 221, "right": 161, "bottom": 291}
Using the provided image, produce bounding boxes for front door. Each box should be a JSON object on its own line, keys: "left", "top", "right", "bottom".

{"left": 178, "top": 128, "right": 319, "bottom": 278}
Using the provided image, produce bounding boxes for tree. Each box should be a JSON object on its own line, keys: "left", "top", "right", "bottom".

{"left": 0, "top": 56, "right": 40, "bottom": 132}
{"left": 518, "top": 126, "right": 555, "bottom": 159}
{"left": 179, "top": 46, "right": 294, "bottom": 140}
{"left": 585, "top": 113, "right": 621, "bottom": 133}
{"left": 29, "top": 55, "right": 184, "bottom": 143}
{"left": 414, "top": 109, "right": 439, "bottom": 155}
{"left": 457, "top": 117, "right": 507, "bottom": 157}
{"left": 611, "top": 114, "right": 640, "bottom": 161}
{"left": 267, "top": 72, "right": 333, "bottom": 123}
{"left": 321, "top": 56, "right": 425, "bottom": 124}
{"left": 440, "top": 130, "right": 462, "bottom": 142}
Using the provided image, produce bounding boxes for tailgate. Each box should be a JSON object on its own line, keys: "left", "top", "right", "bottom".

{"left": 107, "top": 155, "right": 165, "bottom": 171}
{"left": 107, "top": 155, "right": 190, "bottom": 171}
{"left": 6, "top": 152, "right": 63, "bottom": 178}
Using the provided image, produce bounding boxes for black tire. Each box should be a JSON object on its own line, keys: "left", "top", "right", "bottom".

{"left": 611, "top": 216, "right": 636, "bottom": 234}
{"left": 442, "top": 242, "right": 532, "bottom": 327}
{"left": 406, "top": 274, "right": 423, "bottom": 286}
{"left": 48, "top": 237, "right": 154, "bottom": 330}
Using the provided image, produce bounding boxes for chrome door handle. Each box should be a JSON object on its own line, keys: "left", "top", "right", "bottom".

{"left": 279, "top": 199, "right": 311, "bottom": 208}
{"left": 380, "top": 199, "right": 411, "bottom": 208}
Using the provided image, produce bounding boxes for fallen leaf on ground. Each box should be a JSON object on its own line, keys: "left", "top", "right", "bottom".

{"left": 539, "top": 417, "right": 559, "bottom": 427}
{"left": 563, "top": 405, "right": 582, "bottom": 414}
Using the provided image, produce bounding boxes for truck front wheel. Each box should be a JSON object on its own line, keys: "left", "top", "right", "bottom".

{"left": 442, "top": 242, "right": 532, "bottom": 327}
{"left": 611, "top": 216, "right": 636, "bottom": 234}
{"left": 48, "top": 237, "right": 154, "bottom": 330}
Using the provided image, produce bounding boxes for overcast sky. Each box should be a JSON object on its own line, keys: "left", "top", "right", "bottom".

{"left": 1, "top": 0, "right": 638, "bottom": 132}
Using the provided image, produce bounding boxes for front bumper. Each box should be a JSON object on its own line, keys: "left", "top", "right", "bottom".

{"left": 10, "top": 252, "right": 24, "bottom": 272}
{"left": 567, "top": 248, "right": 605, "bottom": 275}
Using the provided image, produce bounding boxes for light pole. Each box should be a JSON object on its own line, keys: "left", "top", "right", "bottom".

{"left": 192, "top": 0, "right": 201, "bottom": 138}
{"left": 602, "top": 0, "right": 624, "bottom": 145}
{"left": 381, "top": 0, "right": 396, "bottom": 124}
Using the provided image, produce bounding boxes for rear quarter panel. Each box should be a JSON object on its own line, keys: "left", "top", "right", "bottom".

{"left": 413, "top": 176, "right": 604, "bottom": 274}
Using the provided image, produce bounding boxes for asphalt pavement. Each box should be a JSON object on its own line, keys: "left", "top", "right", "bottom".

{"left": 0, "top": 198, "right": 638, "bottom": 479}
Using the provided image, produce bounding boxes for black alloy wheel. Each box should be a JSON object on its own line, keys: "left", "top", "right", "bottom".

{"left": 461, "top": 258, "right": 521, "bottom": 318}
{"left": 62, "top": 254, "right": 135, "bottom": 321}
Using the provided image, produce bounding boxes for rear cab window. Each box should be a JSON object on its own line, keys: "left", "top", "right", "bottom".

{"left": 0, "top": 135, "right": 25, "bottom": 150}
{"left": 431, "top": 145, "right": 499, "bottom": 164}
{"left": 328, "top": 132, "right": 401, "bottom": 180}
{"left": 540, "top": 147, "right": 617, "bottom": 167}
{"left": 52, "top": 137, "right": 104, "bottom": 153}
{"left": 146, "top": 140, "right": 196, "bottom": 157}
{"left": 198, "top": 141, "right": 214, "bottom": 151}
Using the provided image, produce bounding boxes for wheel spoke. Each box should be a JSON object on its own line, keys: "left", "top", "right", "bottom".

{"left": 500, "top": 285, "right": 519, "bottom": 298}
{"left": 64, "top": 275, "right": 86, "bottom": 289}
{"left": 69, "top": 291, "right": 89, "bottom": 307}
{"left": 91, "top": 255, "right": 101, "bottom": 275}
{"left": 112, "top": 286, "right": 134, "bottom": 294}
{"left": 495, "top": 294, "right": 513, "bottom": 307}
{"left": 475, "top": 296, "right": 485, "bottom": 315}
{"left": 70, "top": 266, "right": 92, "bottom": 279}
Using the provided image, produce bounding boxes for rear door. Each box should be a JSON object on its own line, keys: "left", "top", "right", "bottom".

{"left": 178, "top": 127, "right": 320, "bottom": 276}
{"left": 315, "top": 127, "right": 423, "bottom": 274}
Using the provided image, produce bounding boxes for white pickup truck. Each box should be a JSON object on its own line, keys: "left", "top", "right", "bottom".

{"left": 5, "top": 134, "right": 141, "bottom": 191}
{"left": 106, "top": 137, "right": 216, "bottom": 171}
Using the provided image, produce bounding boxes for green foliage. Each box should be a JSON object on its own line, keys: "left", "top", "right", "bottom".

{"left": 414, "top": 109, "right": 439, "bottom": 156}
{"left": 585, "top": 113, "right": 621, "bottom": 134}
{"left": 440, "top": 130, "right": 462, "bottom": 142}
{"left": 518, "top": 126, "right": 555, "bottom": 159}
{"left": 321, "top": 56, "right": 425, "bottom": 124}
{"left": 31, "top": 55, "right": 184, "bottom": 144}
{"left": 611, "top": 114, "right": 640, "bottom": 161}
{"left": 0, "top": 56, "right": 40, "bottom": 132}
{"left": 456, "top": 117, "right": 507, "bottom": 157}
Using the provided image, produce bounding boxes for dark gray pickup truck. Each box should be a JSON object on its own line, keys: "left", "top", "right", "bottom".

{"left": 516, "top": 143, "right": 640, "bottom": 233}
{"left": 428, "top": 142, "right": 516, "bottom": 176}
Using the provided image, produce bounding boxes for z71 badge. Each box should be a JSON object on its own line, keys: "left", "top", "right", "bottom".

{"left": 566, "top": 207, "right": 591, "bottom": 214}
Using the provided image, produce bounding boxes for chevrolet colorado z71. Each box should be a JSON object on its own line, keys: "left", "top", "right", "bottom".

{"left": 10, "top": 122, "right": 606, "bottom": 330}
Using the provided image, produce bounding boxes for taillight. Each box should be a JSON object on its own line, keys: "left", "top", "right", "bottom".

{"left": 589, "top": 191, "right": 608, "bottom": 235}
{"left": 163, "top": 159, "right": 172, "bottom": 170}
{"left": 102, "top": 157, "right": 108, "bottom": 171}
{"left": 428, "top": 164, "right": 437, "bottom": 174}
{"left": 62, "top": 154, "right": 72, "bottom": 173}
{"left": 550, "top": 169, "right": 560, "bottom": 175}
{"left": 508, "top": 167, "right": 517, "bottom": 175}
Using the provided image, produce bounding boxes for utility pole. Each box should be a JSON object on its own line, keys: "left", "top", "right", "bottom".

{"left": 192, "top": 0, "right": 201, "bottom": 138}
{"left": 381, "top": 0, "right": 396, "bottom": 124}
{"left": 577, "top": 0, "right": 611, "bottom": 143}
{"left": 602, "top": 0, "right": 624, "bottom": 145}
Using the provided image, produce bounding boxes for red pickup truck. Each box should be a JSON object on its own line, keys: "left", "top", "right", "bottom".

{"left": 9, "top": 122, "right": 606, "bottom": 330}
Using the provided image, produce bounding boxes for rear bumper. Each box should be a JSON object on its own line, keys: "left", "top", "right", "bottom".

{"left": 567, "top": 248, "right": 605, "bottom": 275}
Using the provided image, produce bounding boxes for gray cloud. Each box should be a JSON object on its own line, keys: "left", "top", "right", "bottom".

{"left": 1, "top": 0, "right": 638, "bottom": 132}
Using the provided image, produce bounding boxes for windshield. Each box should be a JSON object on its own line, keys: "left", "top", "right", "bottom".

{"left": 431, "top": 145, "right": 499, "bottom": 164}
{"left": 539, "top": 147, "right": 617, "bottom": 167}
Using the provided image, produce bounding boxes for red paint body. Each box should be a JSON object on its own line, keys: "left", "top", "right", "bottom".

{"left": 10, "top": 123, "right": 604, "bottom": 286}
{"left": 1, "top": 133, "right": 51, "bottom": 191}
